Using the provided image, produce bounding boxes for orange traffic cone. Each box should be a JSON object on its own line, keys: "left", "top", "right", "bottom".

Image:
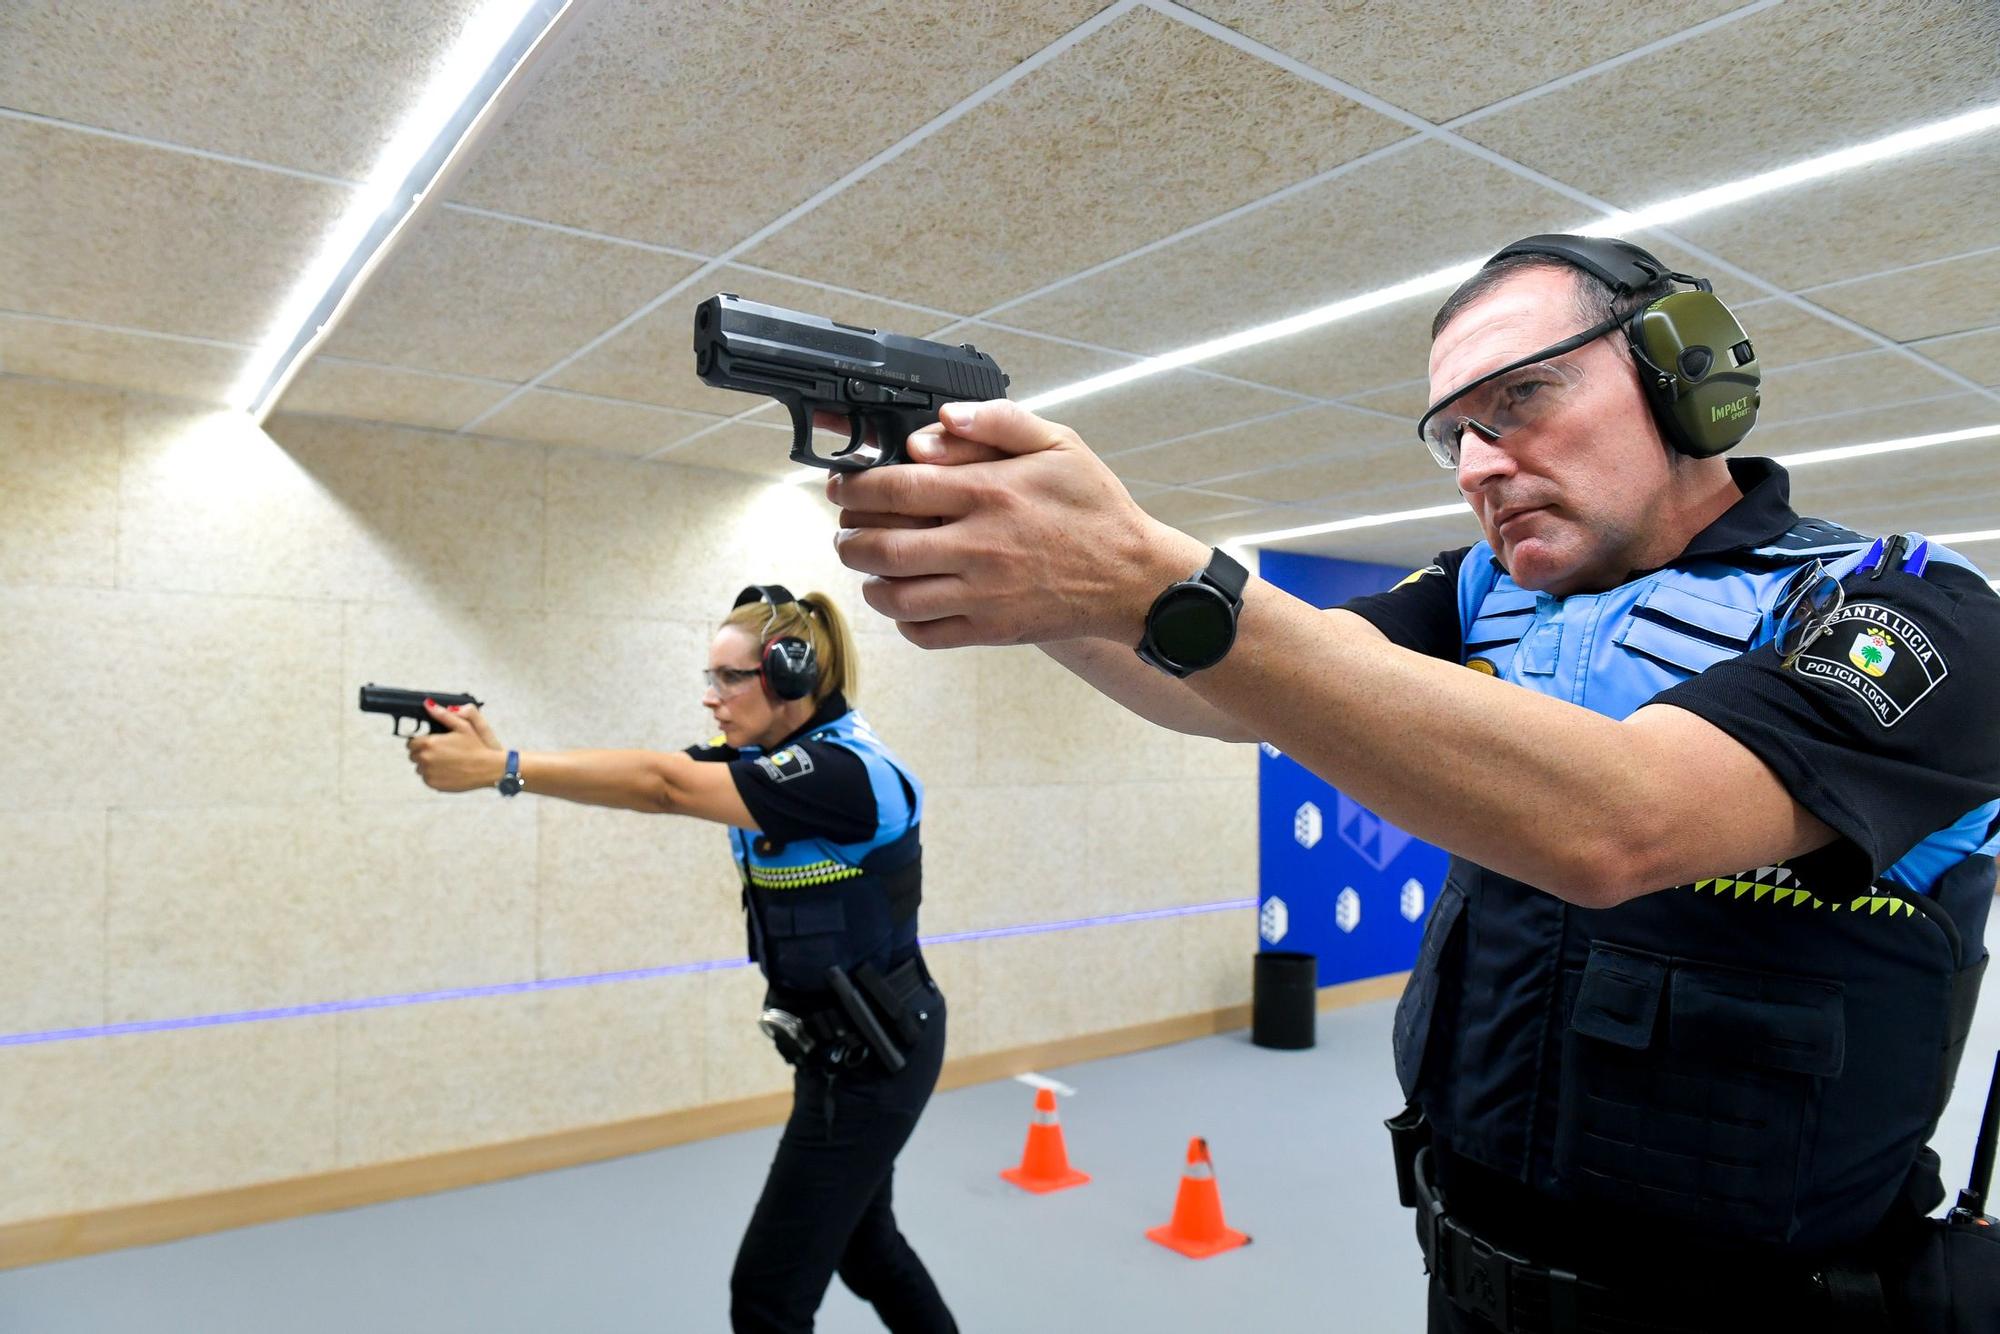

{"left": 1146, "top": 1137, "right": 1250, "bottom": 1258}
{"left": 999, "top": 1087, "right": 1090, "bottom": 1193}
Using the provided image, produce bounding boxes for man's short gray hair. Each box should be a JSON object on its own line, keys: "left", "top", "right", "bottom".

{"left": 1430, "top": 254, "right": 1672, "bottom": 342}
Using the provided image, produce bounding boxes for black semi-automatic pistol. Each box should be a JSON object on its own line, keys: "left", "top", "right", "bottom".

{"left": 358, "top": 683, "right": 484, "bottom": 737}
{"left": 692, "top": 293, "right": 1009, "bottom": 472}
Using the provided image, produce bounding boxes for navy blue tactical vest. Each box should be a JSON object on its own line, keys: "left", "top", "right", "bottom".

{"left": 1393, "top": 522, "right": 1999, "bottom": 1252}
{"left": 729, "top": 709, "right": 925, "bottom": 997}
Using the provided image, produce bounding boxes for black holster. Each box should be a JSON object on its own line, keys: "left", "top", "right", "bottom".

{"left": 762, "top": 956, "right": 933, "bottom": 1075}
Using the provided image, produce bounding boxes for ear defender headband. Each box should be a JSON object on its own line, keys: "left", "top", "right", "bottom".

{"left": 1482, "top": 234, "right": 1761, "bottom": 459}
{"left": 731, "top": 584, "right": 820, "bottom": 702}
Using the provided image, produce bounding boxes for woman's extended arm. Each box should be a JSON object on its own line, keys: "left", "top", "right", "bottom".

{"left": 407, "top": 701, "right": 758, "bottom": 828}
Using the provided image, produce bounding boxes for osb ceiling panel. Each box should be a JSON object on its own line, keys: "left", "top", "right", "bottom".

{"left": 1461, "top": 0, "right": 2000, "bottom": 208}
{"left": 444, "top": 0, "right": 1111, "bottom": 255}
{"left": 0, "top": 0, "right": 492, "bottom": 179}
{"left": 3, "top": 0, "right": 1994, "bottom": 563}
{"left": 1181, "top": 0, "right": 1745, "bottom": 126}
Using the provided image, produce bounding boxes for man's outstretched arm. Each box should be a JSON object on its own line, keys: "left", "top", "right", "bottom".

{"left": 831, "top": 401, "right": 1838, "bottom": 906}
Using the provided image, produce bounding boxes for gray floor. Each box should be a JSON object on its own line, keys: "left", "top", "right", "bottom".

{"left": 8, "top": 920, "right": 2000, "bottom": 1333}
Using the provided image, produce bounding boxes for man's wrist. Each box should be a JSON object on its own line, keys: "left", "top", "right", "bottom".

{"left": 1110, "top": 519, "right": 1211, "bottom": 640}
{"left": 486, "top": 749, "right": 512, "bottom": 787}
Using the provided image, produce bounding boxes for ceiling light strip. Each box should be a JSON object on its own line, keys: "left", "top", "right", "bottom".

{"left": 1127, "top": 5, "right": 2000, "bottom": 422}
{"left": 1021, "top": 261, "right": 1479, "bottom": 411}
{"left": 1224, "top": 424, "right": 2000, "bottom": 548}
{"left": 1227, "top": 502, "right": 1468, "bottom": 547}
{"left": 233, "top": 0, "right": 585, "bottom": 422}
{"left": 968, "top": 0, "right": 1765, "bottom": 352}
{"left": 1768, "top": 424, "right": 2000, "bottom": 468}
{"left": 1018, "top": 102, "right": 2000, "bottom": 418}
{"left": 1579, "top": 106, "right": 2000, "bottom": 238}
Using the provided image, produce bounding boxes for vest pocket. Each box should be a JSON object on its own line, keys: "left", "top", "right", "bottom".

{"left": 1555, "top": 943, "right": 1845, "bottom": 1243}
{"left": 759, "top": 895, "right": 849, "bottom": 991}
{"left": 1393, "top": 878, "right": 1466, "bottom": 1098}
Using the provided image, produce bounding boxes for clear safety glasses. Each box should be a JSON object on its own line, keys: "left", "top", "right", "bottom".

{"left": 702, "top": 666, "right": 762, "bottom": 698}
{"left": 1416, "top": 312, "right": 1621, "bottom": 468}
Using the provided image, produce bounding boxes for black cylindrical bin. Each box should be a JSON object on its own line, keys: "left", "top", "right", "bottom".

{"left": 1252, "top": 951, "right": 1317, "bottom": 1050}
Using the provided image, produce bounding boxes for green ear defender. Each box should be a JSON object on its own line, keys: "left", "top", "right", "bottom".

{"left": 1490, "top": 235, "right": 1762, "bottom": 459}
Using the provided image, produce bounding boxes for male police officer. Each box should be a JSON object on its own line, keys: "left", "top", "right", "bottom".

{"left": 826, "top": 235, "right": 2000, "bottom": 1329}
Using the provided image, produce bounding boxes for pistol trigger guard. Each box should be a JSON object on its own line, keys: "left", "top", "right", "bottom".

{"left": 784, "top": 400, "right": 818, "bottom": 468}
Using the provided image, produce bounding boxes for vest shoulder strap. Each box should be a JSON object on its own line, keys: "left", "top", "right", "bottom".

{"left": 1750, "top": 516, "right": 1873, "bottom": 561}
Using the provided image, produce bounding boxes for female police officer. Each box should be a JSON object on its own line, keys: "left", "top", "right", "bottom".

{"left": 406, "top": 585, "right": 957, "bottom": 1334}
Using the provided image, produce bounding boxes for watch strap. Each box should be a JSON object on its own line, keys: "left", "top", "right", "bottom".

{"left": 1136, "top": 547, "right": 1248, "bottom": 678}
{"left": 1201, "top": 546, "right": 1249, "bottom": 600}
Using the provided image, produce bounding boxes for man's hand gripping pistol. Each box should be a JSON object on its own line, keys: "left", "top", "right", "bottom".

{"left": 692, "top": 293, "right": 1009, "bottom": 472}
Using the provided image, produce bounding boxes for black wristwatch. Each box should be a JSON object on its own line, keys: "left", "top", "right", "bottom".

{"left": 497, "top": 749, "right": 525, "bottom": 798}
{"left": 1136, "top": 547, "right": 1248, "bottom": 678}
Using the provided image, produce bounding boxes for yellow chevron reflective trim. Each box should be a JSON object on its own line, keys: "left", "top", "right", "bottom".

{"left": 747, "top": 861, "right": 865, "bottom": 889}
{"left": 1685, "top": 881, "right": 1919, "bottom": 918}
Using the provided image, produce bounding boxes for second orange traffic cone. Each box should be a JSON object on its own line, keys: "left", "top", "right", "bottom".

{"left": 1145, "top": 1137, "right": 1250, "bottom": 1258}
{"left": 999, "top": 1087, "right": 1090, "bottom": 1193}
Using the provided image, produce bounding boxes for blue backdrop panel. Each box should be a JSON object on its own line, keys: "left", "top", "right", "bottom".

{"left": 1256, "top": 550, "right": 1450, "bottom": 988}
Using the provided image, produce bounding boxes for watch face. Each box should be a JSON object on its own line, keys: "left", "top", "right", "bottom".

{"left": 1150, "top": 586, "right": 1234, "bottom": 666}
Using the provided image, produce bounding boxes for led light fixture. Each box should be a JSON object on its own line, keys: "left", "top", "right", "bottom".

{"left": 1021, "top": 104, "right": 2000, "bottom": 417}
{"left": 1224, "top": 425, "right": 2000, "bottom": 548}
{"left": 230, "top": 0, "right": 580, "bottom": 422}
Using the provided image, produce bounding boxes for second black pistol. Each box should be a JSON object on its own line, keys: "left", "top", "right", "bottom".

{"left": 359, "top": 683, "right": 484, "bottom": 737}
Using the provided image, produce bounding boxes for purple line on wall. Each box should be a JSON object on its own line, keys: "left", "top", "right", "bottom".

{"left": 0, "top": 899, "right": 1255, "bottom": 1048}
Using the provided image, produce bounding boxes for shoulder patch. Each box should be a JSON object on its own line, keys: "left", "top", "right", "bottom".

{"left": 1788, "top": 601, "right": 1948, "bottom": 728}
{"left": 1395, "top": 563, "right": 1446, "bottom": 589}
{"left": 754, "top": 746, "right": 816, "bottom": 784}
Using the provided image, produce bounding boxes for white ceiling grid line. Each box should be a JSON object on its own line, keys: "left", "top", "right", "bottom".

{"left": 1794, "top": 238, "right": 2000, "bottom": 294}
{"left": 0, "top": 105, "right": 359, "bottom": 190}
{"left": 2, "top": 309, "right": 254, "bottom": 353}
{"left": 1139, "top": 0, "right": 2000, "bottom": 415}
{"left": 457, "top": 0, "right": 1802, "bottom": 453}
{"left": 1435, "top": 0, "right": 1788, "bottom": 131}
{"left": 458, "top": 0, "right": 1146, "bottom": 436}
{"left": 1102, "top": 400, "right": 1330, "bottom": 460}
{"left": 915, "top": 0, "right": 1803, "bottom": 349}
{"left": 943, "top": 135, "right": 1432, "bottom": 329}
{"left": 440, "top": 199, "right": 709, "bottom": 260}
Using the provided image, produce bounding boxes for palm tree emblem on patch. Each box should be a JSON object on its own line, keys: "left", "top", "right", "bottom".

{"left": 1848, "top": 628, "right": 1896, "bottom": 677}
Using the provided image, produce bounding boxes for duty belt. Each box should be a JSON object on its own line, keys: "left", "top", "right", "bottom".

{"left": 761, "top": 956, "right": 933, "bottom": 1074}
{"left": 1407, "top": 1147, "right": 1868, "bottom": 1333}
